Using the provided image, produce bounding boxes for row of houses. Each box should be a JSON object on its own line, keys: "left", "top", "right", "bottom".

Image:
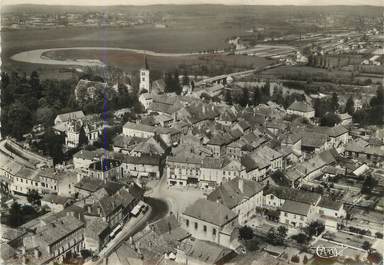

{"left": 179, "top": 178, "right": 346, "bottom": 250}
{"left": 2, "top": 178, "right": 145, "bottom": 265}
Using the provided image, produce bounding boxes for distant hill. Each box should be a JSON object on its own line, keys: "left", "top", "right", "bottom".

{"left": 2, "top": 4, "right": 382, "bottom": 16}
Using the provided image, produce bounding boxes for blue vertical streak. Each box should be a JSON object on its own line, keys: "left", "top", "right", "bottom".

{"left": 100, "top": 13, "right": 108, "bottom": 177}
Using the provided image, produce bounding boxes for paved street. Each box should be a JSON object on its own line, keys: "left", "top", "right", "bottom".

{"left": 146, "top": 173, "right": 205, "bottom": 217}
{"left": 84, "top": 201, "right": 152, "bottom": 265}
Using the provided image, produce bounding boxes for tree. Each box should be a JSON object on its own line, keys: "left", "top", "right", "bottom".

{"left": 277, "top": 226, "right": 288, "bottom": 241}
{"left": 304, "top": 221, "right": 325, "bottom": 238}
{"left": 27, "top": 190, "right": 41, "bottom": 205}
{"left": 239, "top": 88, "right": 249, "bottom": 107}
{"left": 36, "top": 106, "right": 55, "bottom": 126}
{"left": 330, "top": 92, "right": 339, "bottom": 113}
{"left": 345, "top": 96, "right": 355, "bottom": 115}
{"left": 29, "top": 70, "right": 42, "bottom": 98}
{"left": 8, "top": 202, "right": 23, "bottom": 227}
{"left": 361, "top": 175, "right": 378, "bottom": 195}
{"left": 239, "top": 226, "right": 254, "bottom": 240}
{"left": 267, "top": 227, "right": 285, "bottom": 246}
{"left": 291, "top": 233, "right": 309, "bottom": 244}
{"left": 182, "top": 72, "right": 190, "bottom": 86}
{"left": 5, "top": 101, "right": 34, "bottom": 140}
{"left": 362, "top": 241, "right": 371, "bottom": 251}
{"left": 320, "top": 113, "right": 341, "bottom": 127}
{"left": 40, "top": 129, "right": 65, "bottom": 165}
{"left": 224, "top": 90, "right": 233, "bottom": 105}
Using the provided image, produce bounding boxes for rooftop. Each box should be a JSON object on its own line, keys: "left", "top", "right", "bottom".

{"left": 183, "top": 199, "right": 237, "bottom": 227}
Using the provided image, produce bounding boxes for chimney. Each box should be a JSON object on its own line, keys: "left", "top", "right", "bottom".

{"left": 97, "top": 207, "right": 101, "bottom": 216}
{"left": 202, "top": 105, "right": 206, "bottom": 114}
{"left": 87, "top": 205, "right": 92, "bottom": 214}
{"left": 238, "top": 178, "right": 244, "bottom": 193}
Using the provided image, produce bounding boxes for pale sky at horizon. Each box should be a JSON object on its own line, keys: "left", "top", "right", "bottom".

{"left": 2, "top": 0, "right": 383, "bottom": 6}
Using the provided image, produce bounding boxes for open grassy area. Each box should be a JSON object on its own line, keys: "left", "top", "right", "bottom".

{"left": 39, "top": 48, "right": 273, "bottom": 73}
{"left": 1, "top": 23, "right": 273, "bottom": 75}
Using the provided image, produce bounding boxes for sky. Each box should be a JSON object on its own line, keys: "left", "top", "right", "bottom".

{"left": 2, "top": 0, "right": 383, "bottom": 6}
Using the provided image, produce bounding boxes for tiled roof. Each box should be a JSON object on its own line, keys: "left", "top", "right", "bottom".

{"left": 183, "top": 199, "right": 237, "bottom": 227}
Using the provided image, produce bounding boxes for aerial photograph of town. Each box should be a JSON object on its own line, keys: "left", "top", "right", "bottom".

{"left": 0, "top": 0, "right": 383, "bottom": 264}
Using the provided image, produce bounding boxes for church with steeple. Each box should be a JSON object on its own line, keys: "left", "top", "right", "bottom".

{"left": 139, "top": 56, "right": 150, "bottom": 93}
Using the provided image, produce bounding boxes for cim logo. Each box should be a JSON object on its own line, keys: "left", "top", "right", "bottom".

{"left": 314, "top": 245, "right": 347, "bottom": 258}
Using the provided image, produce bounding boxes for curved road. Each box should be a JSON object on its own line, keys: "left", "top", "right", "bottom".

{"left": 10, "top": 47, "right": 198, "bottom": 66}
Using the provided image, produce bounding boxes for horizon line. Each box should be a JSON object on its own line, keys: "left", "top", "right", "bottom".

{"left": 3, "top": 3, "right": 383, "bottom": 7}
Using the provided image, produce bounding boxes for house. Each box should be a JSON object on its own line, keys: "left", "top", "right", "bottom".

{"left": 166, "top": 152, "right": 202, "bottom": 187}
{"left": 149, "top": 214, "right": 191, "bottom": 246}
{"left": 200, "top": 157, "right": 242, "bottom": 189}
{"left": 84, "top": 159, "right": 122, "bottom": 181}
{"left": 344, "top": 139, "right": 384, "bottom": 163}
{"left": 338, "top": 113, "right": 353, "bottom": 125}
{"left": 252, "top": 146, "right": 283, "bottom": 171}
{"left": 152, "top": 79, "right": 166, "bottom": 95}
{"left": 155, "top": 127, "right": 181, "bottom": 147}
{"left": 176, "top": 239, "right": 235, "bottom": 265}
{"left": 41, "top": 194, "right": 74, "bottom": 212}
{"left": 130, "top": 137, "right": 166, "bottom": 157}
{"left": 148, "top": 94, "right": 185, "bottom": 116}
{"left": 54, "top": 114, "right": 104, "bottom": 148}
{"left": 119, "top": 154, "right": 160, "bottom": 179}
{"left": 54, "top": 111, "right": 85, "bottom": 125}
{"left": 112, "top": 135, "right": 147, "bottom": 154}
{"left": 73, "top": 149, "right": 107, "bottom": 169}
{"left": 263, "top": 186, "right": 321, "bottom": 209}
{"left": 207, "top": 178, "right": 264, "bottom": 225}
{"left": 22, "top": 214, "right": 84, "bottom": 265}
{"left": 82, "top": 187, "right": 138, "bottom": 230}
{"left": 181, "top": 199, "right": 238, "bottom": 249}
{"left": 240, "top": 153, "right": 270, "bottom": 181}
{"left": 279, "top": 200, "right": 311, "bottom": 228}
{"left": 122, "top": 122, "right": 156, "bottom": 138}
{"left": 138, "top": 93, "right": 153, "bottom": 110}
{"left": 74, "top": 79, "right": 111, "bottom": 104}
{"left": 280, "top": 133, "right": 302, "bottom": 156}
{"left": 207, "top": 133, "right": 236, "bottom": 158}
{"left": 316, "top": 197, "right": 346, "bottom": 231}
{"left": 84, "top": 218, "right": 110, "bottom": 253}
{"left": 287, "top": 101, "right": 315, "bottom": 119}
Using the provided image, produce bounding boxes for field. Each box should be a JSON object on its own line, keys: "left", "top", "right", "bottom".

{"left": 1, "top": 23, "right": 270, "bottom": 75}
{"left": 38, "top": 48, "right": 273, "bottom": 73}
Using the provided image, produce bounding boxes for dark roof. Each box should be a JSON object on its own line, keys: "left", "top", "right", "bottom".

{"left": 74, "top": 178, "right": 123, "bottom": 194}
{"left": 281, "top": 200, "right": 310, "bottom": 216}
{"left": 183, "top": 199, "right": 237, "bottom": 227}
{"left": 207, "top": 178, "right": 264, "bottom": 209}
{"left": 89, "top": 159, "right": 121, "bottom": 171}
{"left": 317, "top": 197, "right": 343, "bottom": 211}
{"left": 120, "top": 154, "right": 160, "bottom": 166}
{"left": 264, "top": 186, "right": 321, "bottom": 205}
{"left": 41, "top": 194, "right": 73, "bottom": 205}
